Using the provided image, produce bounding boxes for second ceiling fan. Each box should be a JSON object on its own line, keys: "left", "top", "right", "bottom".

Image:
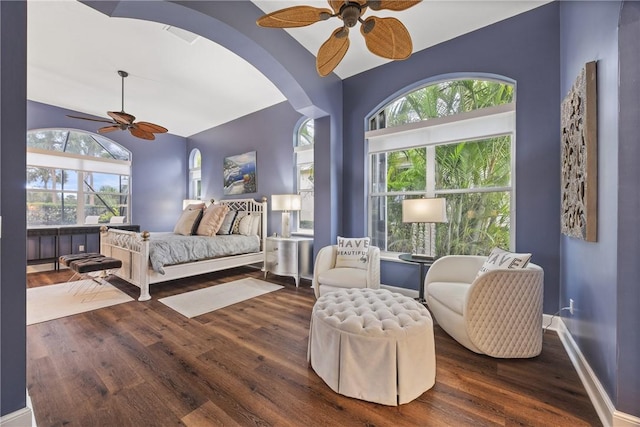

{"left": 67, "top": 70, "right": 168, "bottom": 140}
{"left": 257, "top": 0, "right": 421, "bottom": 76}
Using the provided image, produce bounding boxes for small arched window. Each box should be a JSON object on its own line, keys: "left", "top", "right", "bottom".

{"left": 295, "top": 118, "right": 314, "bottom": 233}
{"left": 189, "top": 149, "right": 202, "bottom": 200}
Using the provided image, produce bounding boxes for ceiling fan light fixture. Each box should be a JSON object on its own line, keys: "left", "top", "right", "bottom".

{"left": 66, "top": 70, "right": 168, "bottom": 140}
{"left": 256, "top": 0, "right": 421, "bottom": 77}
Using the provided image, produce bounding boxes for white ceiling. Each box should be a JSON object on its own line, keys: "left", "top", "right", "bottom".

{"left": 27, "top": 0, "right": 550, "bottom": 138}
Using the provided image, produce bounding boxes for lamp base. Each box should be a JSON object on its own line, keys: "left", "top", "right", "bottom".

{"left": 281, "top": 211, "right": 291, "bottom": 238}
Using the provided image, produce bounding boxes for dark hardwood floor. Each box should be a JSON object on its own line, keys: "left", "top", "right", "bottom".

{"left": 27, "top": 267, "right": 601, "bottom": 426}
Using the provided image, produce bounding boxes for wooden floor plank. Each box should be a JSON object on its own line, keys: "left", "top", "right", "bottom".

{"left": 26, "top": 267, "right": 602, "bottom": 427}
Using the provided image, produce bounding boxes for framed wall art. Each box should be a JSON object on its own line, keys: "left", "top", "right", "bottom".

{"left": 223, "top": 151, "right": 257, "bottom": 195}
{"left": 561, "top": 61, "right": 598, "bottom": 242}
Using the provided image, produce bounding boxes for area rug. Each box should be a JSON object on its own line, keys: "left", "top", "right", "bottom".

{"left": 159, "top": 277, "right": 283, "bottom": 318}
{"left": 27, "top": 280, "right": 134, "bottom": 325}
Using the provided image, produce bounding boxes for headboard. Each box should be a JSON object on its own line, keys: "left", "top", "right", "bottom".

{"left": 215, "top": 197, "right": 268, "bottom": 249}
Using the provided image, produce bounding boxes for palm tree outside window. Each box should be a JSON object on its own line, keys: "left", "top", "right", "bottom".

{"left": 367, "top": 78, "right": 515, "bottom": 256}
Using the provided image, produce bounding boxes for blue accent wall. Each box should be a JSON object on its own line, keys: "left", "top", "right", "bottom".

{"left": 559, "top": 0, "right": 640, "bottom": 416}
{"left": 617, "top": 1, "right": 640, "bottom": 415}
{"left": 343, "top": 3, "right": 562, "bottom": 311}
{"left": 187, "top": 101, "right": 302, "bottom": 235}
{"left": 27, "top": 101, "right": 188, "bottom": 232}
{"left": 0, "top": 1, "right": 27, "bottom": 417}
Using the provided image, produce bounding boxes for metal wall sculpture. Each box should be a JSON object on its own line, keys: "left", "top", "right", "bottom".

{"left": 561, "top": 61, "right": 598, "bottom": 242}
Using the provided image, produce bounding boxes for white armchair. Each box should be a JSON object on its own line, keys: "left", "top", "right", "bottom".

{"left": 425, "top": 255, "right": 544, "bottom": 358}
{"left": 312, "top": 245, "right": 381, "bottom": 298}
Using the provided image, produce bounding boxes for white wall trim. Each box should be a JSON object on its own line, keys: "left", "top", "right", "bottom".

{"left": 0, "top": 390, "right": 36, "bottom": 427}
{"left": 556, "top": 319, "right": 640, "bottom": 427}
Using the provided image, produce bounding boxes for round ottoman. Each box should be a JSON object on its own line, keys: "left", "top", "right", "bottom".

{"left": 307, "top": 288, "right": 436, "bottom": 406}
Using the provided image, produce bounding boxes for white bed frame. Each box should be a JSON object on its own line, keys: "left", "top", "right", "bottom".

{"left": 100, "top": 198, "right": 267, "bottom": 301}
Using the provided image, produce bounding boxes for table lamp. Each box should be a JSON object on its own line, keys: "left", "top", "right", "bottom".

{"left": 272, "top": 194, "right": 301, "bottom": 238}
{"left": 402, "top": 198, "right": 448, "bottom": 259}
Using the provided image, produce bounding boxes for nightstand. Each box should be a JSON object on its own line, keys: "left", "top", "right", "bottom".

{"left": 264, "top": 236, "right": 313, "bottom": 287}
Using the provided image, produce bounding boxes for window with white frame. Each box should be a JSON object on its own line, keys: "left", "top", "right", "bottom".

{"left": 367, "top": 78, "right": 515, "bottom": 256}
{"left": 295, "top": 118, "right": 314, "bottom": 233}
{"left": 189, "top": 149, "right": 202, "bottom": 200}
{"left": 27, "top": 129, "right": 132, "bottom": 226}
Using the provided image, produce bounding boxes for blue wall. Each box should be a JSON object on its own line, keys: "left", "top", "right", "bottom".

{"left": 187, "top": 101, "right": 302, "bottom": 235}
{"left": 559, "top": 0, "right": 622, "bottom": 410}
{"left": 559, "top": 0, "right": 640, "bottom": 417}
{"left": 27, "top": 101, "right": 188, "bottom": 232}
{"left": 343, "top": 3, "right": 562, "bottom": 312}
{"left": 617, "top": 1, "right": 640, "bottom": 416}
{"left": 0, "top": 1, "right": 27, "bottom": 417}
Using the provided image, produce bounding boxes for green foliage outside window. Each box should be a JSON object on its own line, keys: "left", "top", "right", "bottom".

{"left": 370, "top": 78, "right": 514, "bottom": 256}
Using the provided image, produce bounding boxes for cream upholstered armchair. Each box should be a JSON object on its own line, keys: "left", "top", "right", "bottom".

{"left": 312, "top": 244, "right": 381, "bottom": 298}
{"left": 425, "top": 255, "right": 544, "bottom": 358}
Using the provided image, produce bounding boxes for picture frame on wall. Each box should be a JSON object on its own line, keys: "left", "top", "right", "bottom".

{"left": 223, "top": 151, "right": 257, "bottom": 195}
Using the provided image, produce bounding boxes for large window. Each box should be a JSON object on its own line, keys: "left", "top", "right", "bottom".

{"left": 295, "top": 118, "right": 314, "bottom": 233}
{"left": 27, "top": 129, "right": 132, "bottom": 226}
{"left": 367, "top": 78, "right": 515, "bottom": 256}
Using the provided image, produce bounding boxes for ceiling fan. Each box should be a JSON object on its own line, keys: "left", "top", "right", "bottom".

{"left": 67, "top": 70, "right": 168, "bottom": 140}
{"left": 257, "top": 0, "right": 421, "bottom": 77}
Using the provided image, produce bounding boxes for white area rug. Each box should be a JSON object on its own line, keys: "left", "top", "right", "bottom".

{"left": 27, "top": 280, "right": 134, "bottom": 325}
{"left": 159, "top": 277, "right": 283, "bottom": 318}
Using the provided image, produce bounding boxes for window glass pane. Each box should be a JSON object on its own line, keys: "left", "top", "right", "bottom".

{"left": 297, "top": 119, "right": 314, "bottom": 147}
{"left": 437, "top": 191, "right": 510, "bottom": 256}
{"left": 299, "top": 190, "right": 314, "bottom": 230}
{"left": 370, "top": 194, "right": 416, "bottom": 253}
{"left": 372, "top": 148, "right": 427, "bottom": 193}
{"left": 93, "top": 134, "right": 131, "bottom": 161}
{"left": 83, "top": 172, "right": 124, "bottom": 192}
{"left": 27, "top": 191, "right": 77, "bottom": 225}
{"left": 382, "top": 79, "right": 514, "bottom": 129}
{"left": 62, "top": 170, "right": 78, "bottom": 191}
{"left": 27, "top": 167, "right": 62, "bottom": 190}
{"left": 435, "top": 136, "right": 511, "bottom": 190}
{"left": 26, "top": 129, "right": 68, "bottom": 152}
{"left": 299, "top": 164, "right": 314, "bottom": 191}
{"left": 65, "top": 131, "right": 113, "bottom": 158}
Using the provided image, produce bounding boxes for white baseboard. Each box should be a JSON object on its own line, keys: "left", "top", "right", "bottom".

{"left": 0, "top": 390, "right": 36, "bottom": 427}
{"left": 556, "top": 319, "right": 640, "bottom": 427}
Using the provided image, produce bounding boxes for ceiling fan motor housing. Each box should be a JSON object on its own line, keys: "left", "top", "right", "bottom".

{"left": 341, "top": 3, "right": 363, "bottom": 27}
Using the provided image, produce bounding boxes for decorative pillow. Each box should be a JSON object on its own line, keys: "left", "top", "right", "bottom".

{"left": 476, "top": 247, "right": 532, "bottom": 277}
{"left": 173, "top": 204, "right": 205, "bottom": 236}
{"left": 335, "top": 236, "right": 370, "bottom": 269}
{"left": 232, "top": 211, "right": 248, "bottom": 234}
{"left": 196, "top": 204, "right": 229, "bottom": 236}
{"left": 237, "top": 213, "right": 260, "bottom": 236}
{"left": 217, "top": 210, "right": 238, "bottom": 235}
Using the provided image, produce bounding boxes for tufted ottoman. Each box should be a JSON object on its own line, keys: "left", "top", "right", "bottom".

{"left": 307, "top": 288, "right": 436, "bottom": 406}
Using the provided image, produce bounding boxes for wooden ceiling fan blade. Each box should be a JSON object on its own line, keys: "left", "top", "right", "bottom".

{"left": 316, "top": 27, "right": 350, "bottom": 77}
{"left": 361, "top": 17, "right": 412, "bottom": 60}
{"left": 108, "top": 111, "right": 136, "bottom": 125}
{"left": 97, "top": 125, "right": 121, "bottom": 134}
{"left": 367, "top": 0, "right": 422, "bottom": 12}
{"left": 136, "top": 121, "right": 168, "bottom": 134}
{"left": 257, "top": 6, "right": 333, "bottom": 28}
{"left": 66, "top": 115, "right": 115, "bottom": 124}
{"left": 130, "top": 127, "right": 155, "bottom": 140}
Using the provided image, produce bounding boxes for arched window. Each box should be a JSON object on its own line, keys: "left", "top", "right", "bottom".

{"left": 295, "top": 118, "right": 314, "bottom": 233}
{"left": 27, "top": 129, "right": 132, "bottom": 225}
{"left": 366, "top": 78, "right": 515, "bottom": 256}
{"left": 189, "top": 148, "right": 202, "bottom": 199}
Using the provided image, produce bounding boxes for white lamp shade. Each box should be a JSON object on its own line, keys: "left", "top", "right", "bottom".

{"left": 402, "top": 198, "right": 448, "bottom": 223}
{"left": 272, "top": 194, "right": 301, "bottom": 211}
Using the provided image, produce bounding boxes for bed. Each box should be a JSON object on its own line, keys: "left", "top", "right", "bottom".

{"left": 100, "top": 198, "right": 267, "bottom": 301}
